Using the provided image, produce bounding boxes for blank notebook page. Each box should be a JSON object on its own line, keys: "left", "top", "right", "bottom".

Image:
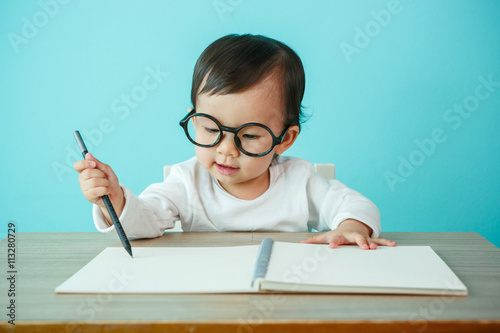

{"left": 55, "top": 246, "right": 259, "bottom": 294}
{"left": 264, "top": 243, "right": 466, "bottom": 292}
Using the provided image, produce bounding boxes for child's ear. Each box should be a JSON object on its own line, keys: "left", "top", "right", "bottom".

{"left": 275, "top": 125, "right": 300, "bottom": 155}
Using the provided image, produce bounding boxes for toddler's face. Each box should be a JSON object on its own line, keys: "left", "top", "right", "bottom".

{"left": 192, "top": 74, "right": 298, "bottom": 200}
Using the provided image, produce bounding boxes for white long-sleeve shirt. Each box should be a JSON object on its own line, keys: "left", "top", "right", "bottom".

{"left": 93, "top": 156, "right": 381, "bottom": 239}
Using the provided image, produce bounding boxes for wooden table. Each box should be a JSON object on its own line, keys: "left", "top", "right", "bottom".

{"left": 1, "top": 231, "right": 499, "bottom": 332}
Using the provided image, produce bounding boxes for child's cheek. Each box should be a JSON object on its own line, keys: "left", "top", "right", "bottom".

{"left": 194, "top": 146, "right": 213, "bottom": 170}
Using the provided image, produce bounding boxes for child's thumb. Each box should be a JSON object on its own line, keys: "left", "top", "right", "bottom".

{"left": 84, "top": 153, "right": 107, "bottom": 171}
{"left": 84, "top": 153, "right": 117, "bottom": 180}
{"left": 84, "top": 152, "right": 99, "bottom": 163}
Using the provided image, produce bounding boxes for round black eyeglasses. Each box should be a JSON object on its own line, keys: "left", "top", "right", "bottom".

{"left": 179, "top": 109, "right": 289, "bottom": 157}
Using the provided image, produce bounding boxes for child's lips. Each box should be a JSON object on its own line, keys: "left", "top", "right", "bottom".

{"left": 215, "top": 163, "right": 240, "bottom": 176}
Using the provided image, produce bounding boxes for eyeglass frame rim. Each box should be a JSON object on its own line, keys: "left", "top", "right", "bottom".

{"left": 179, "top": 109, "right": 290, "bottom": 157}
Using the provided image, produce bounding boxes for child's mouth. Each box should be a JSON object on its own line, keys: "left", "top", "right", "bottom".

{"left": 215, "top": 163, "right": 240, "bottom": 176}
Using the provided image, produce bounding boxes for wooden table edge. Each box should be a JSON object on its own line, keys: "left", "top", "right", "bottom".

{"left": 3, "top": 319, "right": 500, "bottom": 333}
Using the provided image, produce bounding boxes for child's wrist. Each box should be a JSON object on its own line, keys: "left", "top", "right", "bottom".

{"left": 338, "top": 219, "right": 372, "bottom": 236}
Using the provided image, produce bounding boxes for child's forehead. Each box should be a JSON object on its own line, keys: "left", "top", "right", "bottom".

{"left": 196, "top": 75, "right": 285, "bottom": 127}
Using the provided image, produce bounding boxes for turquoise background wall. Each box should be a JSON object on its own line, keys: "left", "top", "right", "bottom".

{"left": 1, "top": 0, "right": 499, "bottom": 246}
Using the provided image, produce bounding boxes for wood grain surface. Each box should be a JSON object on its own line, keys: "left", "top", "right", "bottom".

{"left": 1, "top": 231, "right": 499, "bottom": 332}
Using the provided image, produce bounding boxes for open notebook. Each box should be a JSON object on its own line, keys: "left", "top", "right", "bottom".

{"left": 55, "top": 238, "right": 467, "bottom": 296}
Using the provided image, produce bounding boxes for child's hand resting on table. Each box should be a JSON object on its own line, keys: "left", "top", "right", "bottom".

{"left": 73, "top": 153, "right": 125, "bottom": 224}
{"left": 301, "top": 219, "right": 397, "bottom": 250}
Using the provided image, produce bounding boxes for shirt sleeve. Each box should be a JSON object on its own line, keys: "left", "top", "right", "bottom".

{"left": 92, "top": 165, "right": 188, "bottom": 240}
{"left": 307, "top": 171, "right": 381, "bottom": 238}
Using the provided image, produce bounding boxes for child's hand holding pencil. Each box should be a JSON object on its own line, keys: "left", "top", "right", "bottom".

{"left": 73, "top": 153, "right": 125, "bottom": 226}
{"left": 73, "top": 130, "right": 132, "bottom": 257}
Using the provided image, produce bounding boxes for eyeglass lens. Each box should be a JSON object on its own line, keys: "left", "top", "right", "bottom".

{"left": 186, "top": 115, "right": 275, "bottom": 155}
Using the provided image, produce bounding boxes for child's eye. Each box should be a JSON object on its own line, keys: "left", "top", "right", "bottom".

{"left": 204, "top": 127, "right": 219, "bottom": 134}
{"left": 242, "top": 134, "right": 260, "bottom": 140}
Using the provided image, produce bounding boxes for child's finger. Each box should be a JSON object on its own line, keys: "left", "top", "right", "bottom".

{"left": 354, "top": 233, "right": 371, "bottom": 250}
{"left": 372, "top": 238, "right": 397, "bottom": 247}
{"left": 84, "top": 186, "right": 110, "bottom": 202}
{"left": 79, "top": 168, "right": 107, "bottom": 183}
{"left": 80, "top": 177, "right": 110, "bottom": 192}
{"left": 73, "top": 160, "right": 97, "bottom": 173}
{"left": 328, "top": 235, "right": 347, "bottom": 248}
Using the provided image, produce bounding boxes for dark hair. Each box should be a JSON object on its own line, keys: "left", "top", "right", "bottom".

{"left": 191, "top": 34, "right": 306, "bottom": 130}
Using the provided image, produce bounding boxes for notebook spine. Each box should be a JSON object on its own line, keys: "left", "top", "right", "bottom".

{"left": 251, "top": 238, "right": 274, "bottom": 288}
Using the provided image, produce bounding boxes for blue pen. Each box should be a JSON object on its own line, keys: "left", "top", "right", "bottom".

{"left": 73, "top": 130, "right": 133, "bottom": 258}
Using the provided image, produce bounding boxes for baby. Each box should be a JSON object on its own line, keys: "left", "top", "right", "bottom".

{"left": 74, "top": 34, "right": 396, "bottom": 250}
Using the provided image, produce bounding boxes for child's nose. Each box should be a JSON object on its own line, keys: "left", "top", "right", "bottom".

{"left": 216, "top": 133, "right": 240, "bottom": 157}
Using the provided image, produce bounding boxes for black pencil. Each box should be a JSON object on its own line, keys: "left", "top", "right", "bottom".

{"left": 73, "top": 130, "right": 133, "bottom": 258}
